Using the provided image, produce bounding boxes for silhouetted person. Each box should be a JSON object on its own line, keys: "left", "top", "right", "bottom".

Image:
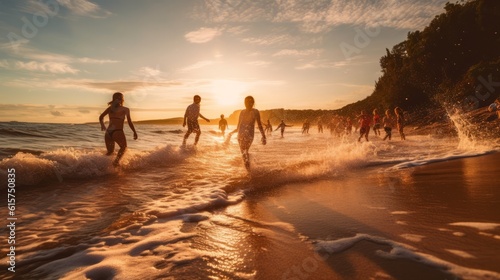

{"left": 275, "top": 120, "right": 292, "bottom": 138}
{"left": 182, "top": 95, "right": 210, "bottom": 146}
{"left": 219, "top": 114, "right": 228, "bottom": 137}
{"left": 395, "top": 107, "right": 406, "bottom": 140}
{"left": 373, "top": 109, "right": 381, "bottom": 136}
{"left": 317, "top": 120, "right": 324, "bottom": 133}
{"left": 99, "top": 92, "right": 138, "bottom": 166}
{"left": 358, "top": 110, "right": 371, "bottom": 142}
{"left": 382, "top": 109, "right": 395, "bottom": 141}
{"left": 228, "top": 96, "right": 266, "bottom": 170}
{"left": 345, "top": 117, "right": 352, "bottom": 135}
{"left": 302, "top": 120, "right": 310, "bottom": 134}
{"left": 265, "top": 119, "right": 273, "bottom": 135}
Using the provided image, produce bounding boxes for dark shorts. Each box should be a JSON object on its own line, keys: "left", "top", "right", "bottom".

{"left": 187, "top": 120, "right": 200, "bottom": 133}
{"left": 384, "top": 127, "right": 392, "bottom": 134}
{"left": 373, "top": 123, "right": 381, "bottom": 130}
{"left": 360, "top": 126, "right": 370, "bottom": 134}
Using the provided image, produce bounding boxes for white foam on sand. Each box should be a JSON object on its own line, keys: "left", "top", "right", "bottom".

{"left": 32, "top": 219, "right": 200, "bottom": 280}
{"left": 400, "top": 234, "right": 425, "bottom": 242}
{"left": 445, "top": 249, "right": 477, "bottom": 259}
{"left": 449, "top": 222, "right": 500, "bottom": 231}
{"left": 391, "top": 211, "right": 412, "bottom": 215}
{"left": 314, "top": 233, "right": 500, "bottom": 280}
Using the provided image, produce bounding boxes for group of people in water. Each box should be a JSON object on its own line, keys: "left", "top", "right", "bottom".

{"left": 299, "top": 107, "right": 406, "bottom": 143}
{"left": 99, "top": 92, "right": 267, "bottom": 169}
{"left": 356, "top": 107, "right": 406, "bottom": 142}
{"left": 99, "top": 92, "right": 407, "bottom": 168}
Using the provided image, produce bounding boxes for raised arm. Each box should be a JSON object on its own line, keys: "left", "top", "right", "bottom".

{"left": 126, "top": 108, "right": 138, "bottom": 140}
{"left": 99, "top": 107, "right": 110, "bottom": 131}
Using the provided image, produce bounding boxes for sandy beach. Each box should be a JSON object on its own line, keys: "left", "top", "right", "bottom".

{"left": 188, "top": 153, "right": 500, "bottom": 280}
{"left": 1, "top": 123, "right": 499, "bottom": 279}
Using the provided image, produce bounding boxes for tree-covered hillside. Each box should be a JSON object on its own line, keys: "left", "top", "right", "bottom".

{"left": 337, "top": 0, "right": 500, "bottom": 117}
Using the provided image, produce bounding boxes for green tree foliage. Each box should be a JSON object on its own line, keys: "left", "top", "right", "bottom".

{"left": 339, "top": 0, "right": 500, "bottom": 116}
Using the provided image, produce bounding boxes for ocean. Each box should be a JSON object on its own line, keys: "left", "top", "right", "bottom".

{"left": 0, "top": 114, "right": 499, "bottom": 279}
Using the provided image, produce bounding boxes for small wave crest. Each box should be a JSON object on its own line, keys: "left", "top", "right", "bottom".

{"left": 0, "top": 145, "right": 192, "bottom": 186}
{"left": 314, "top": 233, "right": 500, "bottom": 280}
{"left": 229, "top": 141, "right": 380, "bottom": 193}
{"left": 0, "top": 128, "right": 50, "bottom": 138}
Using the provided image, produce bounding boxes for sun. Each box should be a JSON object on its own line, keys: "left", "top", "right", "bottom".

{"left": 210, "top": 80, "right": 248, "bottom": 107}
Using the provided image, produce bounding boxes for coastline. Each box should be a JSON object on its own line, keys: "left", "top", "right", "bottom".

{"left": 204, "top": 152, "right": 500, "bottom": 279}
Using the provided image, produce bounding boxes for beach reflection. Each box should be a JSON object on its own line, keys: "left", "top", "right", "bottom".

{"left": 197, "top": 204, "right": 258, "bottom": 279}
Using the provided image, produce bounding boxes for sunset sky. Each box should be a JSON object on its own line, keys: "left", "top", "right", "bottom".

{"left": 0, "top": 0, "right": 449, "bottom": 123}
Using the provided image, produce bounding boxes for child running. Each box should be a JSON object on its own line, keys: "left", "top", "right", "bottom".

{"left": 218, "top": 114, "right": 228, "bottom": 137}
{"left": 275, "top": 120, "right": 292, "bottom": 138}
{"left": 394, "top": 107, "right": 406, "bottom": 140}
{"left": 358, "top": 110, "right": 371, "bottom": 142}
{"left": 99, "top": 92, "right": 138, "bottom": 166}
{"left": 182, "top": 95, "right": 210, "bottom": 146}
{"left": 227, "top": 96, "right": 266, "bottom": 170}
{"left": 382, "top": 109, "right": 395, "bottom": 141}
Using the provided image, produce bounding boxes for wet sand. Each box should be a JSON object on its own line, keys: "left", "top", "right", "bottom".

{"left": 195, "top": 153, "right": 500, "bottom": 280}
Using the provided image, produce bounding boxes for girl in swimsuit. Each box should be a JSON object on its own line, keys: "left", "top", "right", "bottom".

{"left": 228, "top": 96, "right": 266, "bottom": 170}
{"left": 99, "top": 92, "right": 138, "bottom": 166}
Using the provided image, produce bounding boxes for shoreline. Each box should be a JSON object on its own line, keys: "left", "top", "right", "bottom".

{"left": 211, "top": 152, "right": 500, "bottom": 279}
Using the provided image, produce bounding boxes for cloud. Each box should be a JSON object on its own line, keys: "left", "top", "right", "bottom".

{"left": 77, "top": 57, "right": 119, "bottom": 64}
{"left": 196, "top": 0, "right": 448, "bottom": 32}
{"left": 15, "top": 61, "right": 79, "bottom": 74}
{"left": 0, "top": 45, "right": 118, "bottom": 74}
{"left": 8, "top": 45, "right": 118, "bottom": 65}
{"left": 138, "top": 66, "right": 161, "bottom": 77}
{"left": 295, "top": 59, "right": 349, "bottom": 70}
{"left": 247, "top": 60, "right": 271, "bottom": 67}
{"left": 16, "top": 0, "right": 111, "bottom": 18}
{"left": 81, "top": 80, "right": 181, "bottom": 92}
{"left": 78, "top": 109, "right": 91, "bottom": 114}
{"left": 185, "top": 27, "right": 222, "bottom": 43}
{"left": 273, "top": 49, "right": 323, "bottom": 57}
{"left": 4, "top": 77, "right": 182, "bottom": 93}
{"left": 57, "top": 0, "right": 111, "bottom": 18}
{"left": 50, "top": 110, "right": 64, "bottom": 117}
{"left": 242, "top": 34, "right": 298, "bottom": 46}
{"left": 180, "top": 60, "right": 216, "bottom": 72}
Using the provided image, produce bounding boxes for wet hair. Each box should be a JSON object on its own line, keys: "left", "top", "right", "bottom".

{"left": 244, "top": 96, "right": 255, "bottom": 109}
{"left": 220, "top": 114, "right": 224, "bottom": 118}
{"left": 108, "top": 92, "right": 124, "bottom": 107}
{"left": 194, "top": 95, "right": 201, "bottom": 101}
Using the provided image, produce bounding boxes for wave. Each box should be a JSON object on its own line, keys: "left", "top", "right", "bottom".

{"left": 314, "top": 233, "right": 500, "bottom": 280}
{"left": 222, "top": 141, "right": 381, "bottom": 194}
{"left": 151, "top": 129, "right": 183, "bottom": 134}
{"left": 0, "top": 148, "right": 43, "bottom": 158}
{"left": 0, "top": 145, "right": 192, "bottom": 186}
{"left": 389, "top": 150, "right": 497, "bottom": 170}
{"left": 0, "top": 128, "right": 50, "bottom": 138}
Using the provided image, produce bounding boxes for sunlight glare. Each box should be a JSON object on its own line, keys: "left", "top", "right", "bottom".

{"left": 211, "top": 80, "right": 249, "bottom": 107}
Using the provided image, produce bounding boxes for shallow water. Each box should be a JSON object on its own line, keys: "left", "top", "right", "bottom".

{"left": 0, "top": 119, "right": 499, "bottom": 279}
